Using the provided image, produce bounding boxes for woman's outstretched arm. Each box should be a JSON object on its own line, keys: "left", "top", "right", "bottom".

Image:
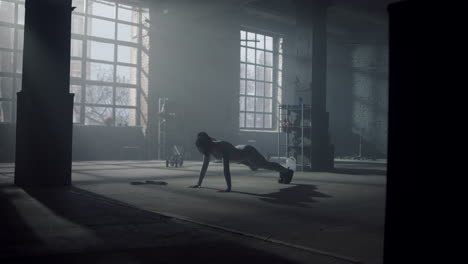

{"left": 190, "top": 154, "right": 210, "bottom": 188}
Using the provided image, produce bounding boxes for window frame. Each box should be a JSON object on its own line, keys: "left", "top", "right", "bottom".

{"left": 239, "top": 27, "right": 283, "bottom": 131}
{"left": 70, "top": 0, "right": 149, "bottom": 127}
{"left": 0, "top": 0, "right": 25, "bottom": 123}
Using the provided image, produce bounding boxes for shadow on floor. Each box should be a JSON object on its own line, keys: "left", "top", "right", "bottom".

{"left": 6, "top": 242, "right": 299, "bottom": 264}
{"left": 331, "top": 168, "right": 386, "bottom": 176}
{"left": 204, "top": 184, "right": 331, "bottom": 208}
{"left": 0, "top": 183, "right": 42, "bottom": 252}
{"left": 332, "top": 162, "right": 387, "bottom": 176}
{"left": 1, "top": 184, "right": 301, "bottom": 264}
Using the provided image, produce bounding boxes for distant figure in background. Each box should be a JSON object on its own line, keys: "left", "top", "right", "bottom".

{"left": 190, "top": 132, "right": 294, "bottom": 192}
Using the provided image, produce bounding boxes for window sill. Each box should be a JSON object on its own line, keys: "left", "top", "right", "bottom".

{"left": 239, "top": 129, "right": 279, "bottom": 133}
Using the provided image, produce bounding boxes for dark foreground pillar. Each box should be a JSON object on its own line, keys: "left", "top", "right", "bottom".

{"left": 299, "top": 0, "right": 334, "bottom": 171}
{"left": 385, "top": 1, "right": 456, "bottom": 263}
{"left": 15, "top": 0, "right": 74, "bottom": 187}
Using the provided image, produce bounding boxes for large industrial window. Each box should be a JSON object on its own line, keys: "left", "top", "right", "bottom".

{"left": 0, "top": 0, "right": 150, "bottom": 128}
{"left": 0, "top": 0, "right": 24, "bottom": 123}
{"left": 239, "top": 29, "right": 282, "bottom": 130}
{"left": 70, "top": 0, "right": 150, "bottom": 127}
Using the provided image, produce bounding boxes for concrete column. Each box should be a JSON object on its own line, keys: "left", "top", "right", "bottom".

{"left": 14, "top": 0, "right": 74, "bottom": 187}
{"left": 146, "top": 3, "right": 170, "bottom": 160}
{"left": 310, "top": 1, "right": 334, "bottom": 171}
{"left": 296, "top": 0, "right": 334, "bottom": 171}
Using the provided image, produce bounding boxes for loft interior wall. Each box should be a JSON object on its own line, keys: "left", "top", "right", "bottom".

{"left": 148, "top": 1, "right": 241, "bottom": 160}
{"left": 326, "top": 5, "right": 388, "bottom": 158}
{"left": 0, "top": 0, "right": 390, "bottom": 162}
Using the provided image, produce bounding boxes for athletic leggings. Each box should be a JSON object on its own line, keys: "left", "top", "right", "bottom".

{"left": 236, "top": 145, "right": 289, "bottom": 173}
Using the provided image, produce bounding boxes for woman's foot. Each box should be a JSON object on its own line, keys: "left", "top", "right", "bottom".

{"left": 279, "top": 169, "right": 294, "bottom": 184}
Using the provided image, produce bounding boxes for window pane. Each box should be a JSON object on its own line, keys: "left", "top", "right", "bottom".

{"left": 246, "top": 97, "right": 255, "bottom": 111}
{"left": 85, "top": 106, "right": 112, "bottom": 125}
{"left": 255, "top": 98, "right": 264, "bottom": 112}
{"left": 265, "top": 114, "right": 272, "bottom": 128}
{"left": 265, "top": 67, "right": 273, "bottom": 82}
{"left": 278, "top": 54, "right": 283, "bottom": 70}
{"left": 17, "top": 29, "right": 24, "bottom": 50}
{"left": 255, "top": 114, "right": 264, "bottom": 128}
{"left": 240, "top": 80, "right": 245, "bottom": 95}
{"left": 247, "top": 32, "right": 255, "bottom": 48}
{"left": 118, "top": 7, "right": 139, "bottom": 23}
{"left": 0, "top": 51, "right": 14, "bottom": 72}
{"left": 265, "top": 83, "right": 272, "bottom": 97}
{"left": 256, "top": 50, "right": 264, "bottom": 65}
{"left": 265, "top": 98, "right": 272, "bottom": 113}
{"left": 118, "top": 45, "right": 138, "bottom": 64}
{"left": 16, "top": 53, "right": 22, "bottom": 73}
{"left": 142, "top": 28, "right": 150, "bottom": 49}
{"left": 246, "top": 64, "right": 255, "bottom": 79}
{"left": 265, "top": 36, "right": 273, "bottom": 51}
{"left": 239, "top": 112, "right": 245, "bottom": 128}
{"left": 0, "top": 26, "right": 14, "bottom": 49}
{"left": 73, "top": 105, "right": 81, "bottom": 123}
{"left": 70, "top": 84, "right": 81, "bottom": 103}
{"left": 278, "top": 87, "right": 282, "bottom": 104}
{"left": 70, "top": 60, "right": 82, "bottom": 78}
{"left": 0, "top": 101, "right": 12, "bottom": 122}
{"left": 72, "top": 15, "right": 85, "bottom": 35}
{"left": 246, "top": 113, "right": 254, "bottom": 128}
{"left": 265, "top": 52, "right": 273, "bottom": 66}
{"left": 0, "top": 1, "right": 15, "bottom": 23}
{"left": 140, "top": 94, "right": 147, "bottom": 127}
{"left": 0, "top": 77, "right": 13, "bottom": 99}
{"left": 87, "top": 62, "right": 114, "bottom": 82}
{"left": 246, "top": 48, "right": 255, "bottom": 63}
{"left": 255, "top": 82, "right": 264, "bottom": 96}
{"left": 240, "top": 63, "right": 245, "bottom": 78}
{"left": 256, "top": 34, "right": 264, "bottom": 50}
{"left": 72, "top": 0, "right": 85, "bottom": 13}
{"left": 17, "top": 4, "right": 24, "bottom": 25}
{"left": 71, "top": 39, "right": 82, "bottom": 57}
{"left": 16, "top": 77, "right": 21, "bottom": 92}
{"left": 116, "top": 87, "right": 137, "bottom": 106}
{"left": 118, "top": 23, "right": 138, "bottom": 43}
{"left": 255, "top": 66, "right": 264, "bottom": 81}
{"left": 88, "top": 18, "right": 115, "bottom": 39}
{"left": 141, "top": 72, "right": 148, "bottom": 91}
{"left": 116, "top": 65, "right": 137, "bottom": 84}
{"left": 246, "top": 81, "right": 255, "bottom": 95}
{"left": 277, "top": 71, "right": 282, "bottom": 86}
{"left": 86, "top": 85, "right": 113, "bottom": 105}
{"left": 88, "top": 40, "right": 114, "bottom": 62}
{"left": 116, "top": 108, "right": 136, "bottom": 126}
{"left": 89, "top": 0, "right": 116, "bottom": 19}
{"left": 240, "top": 30, "right": 246, "bottom": 46}
{"left": 239, "top": 96, "right": 245, "bottom": 111}
{"left": 279, "top": 38, "right": 284, "bottom": 53}
{"left": 141, "top": 51, "right": 149, "bottom": 73}
{"left": 240, "top": 47, "right": 245, "bottom": 62}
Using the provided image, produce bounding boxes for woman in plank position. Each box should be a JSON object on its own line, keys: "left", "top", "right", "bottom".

{"left": 189, "top": 132, "right": 294, "bottom": 192}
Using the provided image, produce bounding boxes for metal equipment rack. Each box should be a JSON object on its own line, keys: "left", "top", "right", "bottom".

{"left": 277, "top": 104, "right": 312, "bottom": 171}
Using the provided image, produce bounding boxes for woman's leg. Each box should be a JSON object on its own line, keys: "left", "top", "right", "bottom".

{"left": 240, "top": 145, "right": 294, "bottom": 184}
{"left": 243, "top": 146, "right": 289, "bottom": 173}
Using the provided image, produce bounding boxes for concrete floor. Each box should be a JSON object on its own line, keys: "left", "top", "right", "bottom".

{"left": 0, "top": 159, "right": 386, "bottom": 264}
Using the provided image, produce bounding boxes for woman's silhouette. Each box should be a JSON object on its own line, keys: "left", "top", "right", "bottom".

{"left": 190, "top": 132, "right": 294, "bottom": 192}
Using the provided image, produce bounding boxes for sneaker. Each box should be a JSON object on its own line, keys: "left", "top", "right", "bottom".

{"left": 279, "top": 169, "right": 294, "bottom": 184}
{"left": 278, "top": 176, "right": 284, "bottom": 183}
